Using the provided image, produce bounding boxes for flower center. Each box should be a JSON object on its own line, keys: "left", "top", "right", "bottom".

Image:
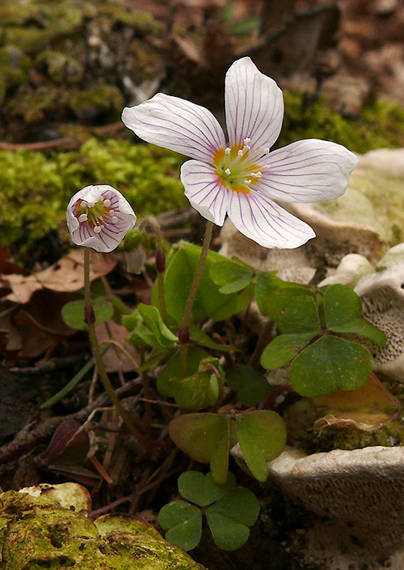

{"left": 213, "top": 139, "right": 265, "bottom": 194}
{"left": 74, "top": 198, "right": 118, "bottom": 233}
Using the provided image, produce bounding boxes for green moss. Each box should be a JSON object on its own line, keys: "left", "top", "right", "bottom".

{"left": 0, "top": 46, "right": 31, "bottom": 91}
{"left": 279, "top": 92, "right": 404, "bottom": 153}
{"left": 35, "top": 50, "right": 83, "bottom": 84}
{"left": 70, "top": 84, "right": 124, "bottom": 120}
{"left": 0, "top": 0, "right": 163, "bottom": 139}
{"left": 0, "top": 139, "right": 186, "bottom": 259}
{"left": 311, "top": 418, "right": 404, "bottom": 452}
{"left": 98, "top": 4, "right": 163, "bottom": 33}
{"left": 9, "top": 85, "right": 65, "bottom": 124}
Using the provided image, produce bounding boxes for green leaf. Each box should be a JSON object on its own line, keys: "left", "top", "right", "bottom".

{"left": 266, "top": 288, "right": 320, "bottom": 334}
{"left": 62, "top": 299, "right": 113, "bottom": 330}
{"left": 157, "top": 346, "right": 208, "bottom": 397}
{"left": 137, "top": 304, "right": 178, "bottom": 345}
{"left": 168, "top": 414, "right": 235, "bottom": 484}
{"left": 189, "top": 324, "right": 234, "bottom": 352}
{"left": 206, "top": 488, "right": 260, "bottom": 551}
{"left": 170, "top": 362, "right": 220, "bottom": 410}
{"left": 234, "top": 281, "right": 255, "bottom": 315}
{"left": 260, "top": 332, "right": 316, "bottom": 369}
{"left": 236, "top": 411, "right": 287, "bottom": 482}
{"left": 210, "top": 258, "right": 253, "bottom": 294}
{"left": 226, "top": 365, "right": 271, "bottom": 406}
{"left": 138, "top": 349, "right": 172, "bottom": 373}
{"left": 158, "top": 500, "right": 202, "bottom": 551}
{"left": 323, "top": 284, "right": 387, "bottom": 344}
{"left": 255, "top": 271, "right": 307, "bottom": 316}
{"left": 290, "top": 335, "right": 372, "bottom": 397}
{"left": 178, "top": 471, "right": 236, "bottom": 507}
{"left": 164, "top": 242, "right": 241, "bottom": 323}
{"left": 206, "top": 512, "right": 249, "bottom": 551}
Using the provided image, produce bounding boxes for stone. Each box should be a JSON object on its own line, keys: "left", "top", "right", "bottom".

{"left": 267, "top": 445, "right": 404, "bottom": 569}
{"left": 232, "top": 444, "right": 404, "bottom": 569}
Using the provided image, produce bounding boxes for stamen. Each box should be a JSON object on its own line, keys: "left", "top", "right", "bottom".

{"left": 78, "top": 213, "right": 88, "bottom": 222}
{"left": 264, "top": 148, "right": 270, "bottom": 155}
{"left": 224, "top": 147, "right": 231, "bottom": 155}
{"left": 94, "top": 225, "right": 102, "bottom": 234}
{"left": 243, "top": 137, "right": 251, "bottom": 144}
{"left": 225, "top": 168, "right": 231, "bottom": 175}
{"left": 111, "top": 216, "right": 118, "bottom": 223}
{"left": 244, "top": 179, "right": 251, "bottom": 185}
{"left": 238, "top": 149, "right": 244, "bottom": 157}
{"left": 87, "top": 202, "right": 94, "bottom": 208}
{"left": 103, "top": 199, "right": 111, "bottom": 207}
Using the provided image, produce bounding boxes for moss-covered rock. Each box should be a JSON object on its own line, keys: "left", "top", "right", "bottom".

{"left": 0, "top": 0, "right": 164, "bottom": 140}
{"left": 0, "top": 490, "right": 202, "bottom": 569}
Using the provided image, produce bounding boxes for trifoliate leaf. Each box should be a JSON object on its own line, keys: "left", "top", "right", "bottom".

{"left": 158, "top": 500, "right": 202, "bottom": 551}
{"left": 323, "top": 284, "right": 386, "bottom": 345}
{"left": 210, "top": 258, "right": 253, "bottom": 294}
{"left": 226, "top": 365, "right": 271, "bottom": 406}
{"left": 236, "top": 411, "right": 287, "bottom": 482}
{"left": 168, "top": 413, "right": 236, "bottom": 484}
{"left": 290, "top": 335, "right": 372, "bottom": 397}
{"left": 178, "top": 471, "right": 236, "bottom": 507}
{"left": 206, "top": 488, "right": 260, "bottom": 550}
{"left": 260, "top": 332, "right": 316, "bottom": 369}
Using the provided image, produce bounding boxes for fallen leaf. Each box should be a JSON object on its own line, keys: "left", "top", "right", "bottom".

{"left": 2, "top": 250, "right": 116, "bottom": 304}
{"left": 312, "top": 372, "right": 400, "bottom": 432}
{"left": 95, "top": 321, "right": 139, "bottom": 373}
{"left": 0, "top": 246, "right": 26, "bottom": 275}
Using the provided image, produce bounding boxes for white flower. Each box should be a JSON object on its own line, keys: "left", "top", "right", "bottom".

{"left": 66, "top": 185, "right": 136, "bottom": 252}
{"left": 122, "top": 57, "right": 358, "bottom": 249}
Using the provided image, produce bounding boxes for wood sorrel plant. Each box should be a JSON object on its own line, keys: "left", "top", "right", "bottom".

{"left": 65, "top": 185, "right": 149, "bottom": 450}
{"left": 62, "top": 58, "right": 387, "bottom": 553}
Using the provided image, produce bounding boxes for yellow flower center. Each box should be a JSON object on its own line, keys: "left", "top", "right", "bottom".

{"left": 213, "top": 141, "right": 264, "bottom": 194}
{"left": 76, "top": 199, "right": 111, "bottom": 231}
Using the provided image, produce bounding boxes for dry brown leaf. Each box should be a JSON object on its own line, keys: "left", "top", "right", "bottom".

{"left": 95, "top": 321, "right": 139, "bottom": 373}
{"left": 312, "top": 372, "right": 400, "bottom": 432}
{"left": 8, "top": 291, "right": 78, "bottom": 359}
{"left": 0, "top": 246, "right": 26, "bottom": 275}
{"left": 2, "top": 250, "right": 116, "bottom": 304}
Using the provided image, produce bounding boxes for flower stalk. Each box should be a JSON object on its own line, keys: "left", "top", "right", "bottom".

{"left": 83, "top": 248, "right": 148, "bottom": 451}
{"left": 180, "top": 220, "right": 214, "bottom": 374}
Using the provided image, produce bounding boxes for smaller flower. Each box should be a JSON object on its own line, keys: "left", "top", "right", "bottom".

{"left": 66, "top": 185, "right": 136, "bottom": 253}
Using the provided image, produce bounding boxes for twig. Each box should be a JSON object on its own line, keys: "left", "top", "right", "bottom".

{"left": 0, "top": 378, "right": 142, "bottom": 465}
{"left": 0, "top": 122, "right": 124, "bottom": 152}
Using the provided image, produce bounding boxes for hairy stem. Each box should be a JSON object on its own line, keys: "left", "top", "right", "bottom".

{"left": 83, "top": 248, "right": 148, "bottom": 452}
{"left": 180, "top": 220, "right": 214, "bottom": 374}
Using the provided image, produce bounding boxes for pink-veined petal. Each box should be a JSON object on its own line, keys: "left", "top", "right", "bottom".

{"left": 66, "top": 185, "right": 136, "bottom": 253}
{"left": 257, "top": 139, "right": 358, "bottom": 203}
{"left": 227, "top": 190, "right": 315, "bottom": 249}
{"left": 180, "top": 160, "right": 230, "bottom": 226}
{"left": 122, "top": 93, "right": 225, "bottom": 162}
{"left": 225, "top": 57, "right": 284, "bottom": 156}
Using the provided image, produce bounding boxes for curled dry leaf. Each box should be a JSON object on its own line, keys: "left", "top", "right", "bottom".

{"left": 312, "top": 372, "right": 400, "bottom": 432}
{"left": 95, "top": 321, "right": 139, "bottom": 373}
{"left": 1, "top": 249, "right": 116, "bottom": 304}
